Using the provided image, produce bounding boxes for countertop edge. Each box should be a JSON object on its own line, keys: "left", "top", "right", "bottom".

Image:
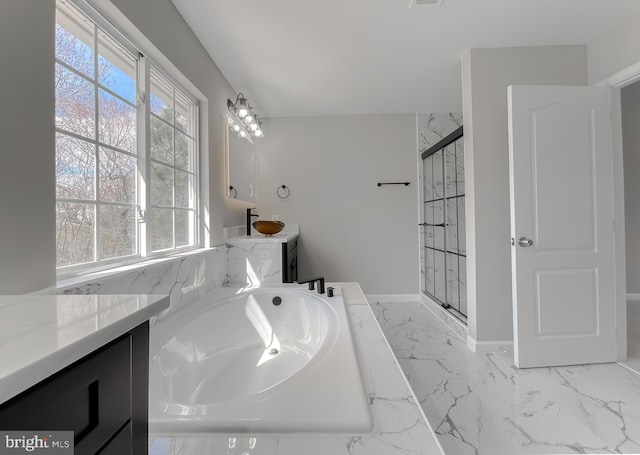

{"left": 0, "top": 294, "right": 170, "bottom": 406}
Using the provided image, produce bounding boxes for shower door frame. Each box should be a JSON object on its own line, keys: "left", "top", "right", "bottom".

{"left": 421, "top": 125, "right": 467, "bottom": 322}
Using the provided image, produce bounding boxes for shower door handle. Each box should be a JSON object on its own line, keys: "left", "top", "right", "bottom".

{"left": 518, "top": 237, "right": 534, "bottom": 247}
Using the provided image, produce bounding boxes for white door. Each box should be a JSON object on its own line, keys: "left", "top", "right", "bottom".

{"left": 508, "top": 85, "right": 619, "bottom": 368}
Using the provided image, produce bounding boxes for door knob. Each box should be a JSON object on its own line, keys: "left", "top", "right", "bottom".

{"left": 518, "top": 237, "right": 534, "bottom": 247}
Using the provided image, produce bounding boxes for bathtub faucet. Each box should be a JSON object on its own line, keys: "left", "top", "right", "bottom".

{"left": 296, "top": 277, "right": 325, "bottom": 294}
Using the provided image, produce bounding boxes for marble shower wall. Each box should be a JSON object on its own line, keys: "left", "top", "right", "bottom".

{"left": 57, "top": 247, "right": 227, "bottom": 325}
{"left": 417, "top": 113, "right": 463, "bottom": 314}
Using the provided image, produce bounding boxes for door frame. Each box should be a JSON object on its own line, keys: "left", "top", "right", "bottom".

{"left": 595, "top": 62, "right": 640, "bottom": 361}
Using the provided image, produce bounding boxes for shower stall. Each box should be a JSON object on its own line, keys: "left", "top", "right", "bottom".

{"left": 421, "top": 126, "right": 467, "bottom": 322}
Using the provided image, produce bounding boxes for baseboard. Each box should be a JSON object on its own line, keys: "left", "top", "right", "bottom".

{"left": 627, "top": 293, "right": 640, "bottom": 302}
{"left": 419, "top": 294, "right": 468, "bottom": 342}
{"left": 365, "top": 294, "right": 420, "bottom": 303}
{"left": 467, "top": 335, "right": 513, "bottom": 353}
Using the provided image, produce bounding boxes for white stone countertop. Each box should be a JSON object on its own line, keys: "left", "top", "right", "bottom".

{"left": 224, "top": 224, "right": 299, "bottom": 244}
{"left": 0, "top": 293, "right": 169, "bottom": 405}
{"left": 149, "top": 283, "right": 445, "bottom": 455}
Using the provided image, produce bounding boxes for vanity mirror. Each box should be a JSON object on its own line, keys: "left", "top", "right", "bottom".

{"left": 227, "top": 124, "right": 257, "bottom": 203}
{"left": 226, "top": 93, "right": 263, "bottom": 204}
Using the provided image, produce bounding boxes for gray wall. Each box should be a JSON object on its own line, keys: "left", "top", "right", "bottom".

{"left": 589, "top": 18, "right": 640, "bottom": 85}
{"left": 0, "top": 0, "right": 245, "bottom": 293}
{"left": 462, "top": 45, "right": 588, "bottom": 345}
{"left": 0, "top": 1, "right": 56, "bottom": 293}
{"left": 257, "top": 115, "right": 419, "bottom": 295}
{"left": 622, "top": 81, "right": 640, "bottom": 294}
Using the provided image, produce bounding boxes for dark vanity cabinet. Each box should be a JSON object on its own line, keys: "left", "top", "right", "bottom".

{"left": 282, "top": 238, "right": 298, "bottom": 283}
{"left": 0, "top": 323, "right": 149, "bottom": 455}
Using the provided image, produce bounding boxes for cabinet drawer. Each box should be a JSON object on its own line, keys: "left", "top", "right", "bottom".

{"left": 97, "top": 422, "right": 131, "bottom": 455}
{"left": 0, "top": 335, "right": 132, "bottom": 455}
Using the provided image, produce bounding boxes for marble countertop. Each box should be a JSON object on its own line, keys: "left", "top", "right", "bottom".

{"left": 149, "top": 283, "right": 444, "bottom": 455}
{"left": 224, "top": 224, "right": 299, "bottom": 244}
{"left": 0, "top": 293, "right": 169, "bottom": 405}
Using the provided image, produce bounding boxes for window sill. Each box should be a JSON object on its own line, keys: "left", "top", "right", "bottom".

{"left": 52, "top": 247, "right": 221, "bottom": 293}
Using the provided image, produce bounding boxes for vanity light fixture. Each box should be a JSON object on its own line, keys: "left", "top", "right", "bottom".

{"left": 227, "top": 93, "right": 264, "bottom": 138}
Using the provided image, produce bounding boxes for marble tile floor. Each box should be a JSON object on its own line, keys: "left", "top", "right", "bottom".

{"left": 370, "top": 300, "right": 640, "bottom": 455}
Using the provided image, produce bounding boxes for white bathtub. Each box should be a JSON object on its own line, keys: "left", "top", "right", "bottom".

{"left": 148, "top": 286, "right": 373, "bottom": 434}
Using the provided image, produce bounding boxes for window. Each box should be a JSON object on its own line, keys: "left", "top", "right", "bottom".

{"left": 55, "top": 0, "right": 199, "bottom": 272}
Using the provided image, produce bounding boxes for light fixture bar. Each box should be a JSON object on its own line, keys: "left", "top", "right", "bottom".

{"left": 227, "top": 93, "right": 264, "bottom": 139}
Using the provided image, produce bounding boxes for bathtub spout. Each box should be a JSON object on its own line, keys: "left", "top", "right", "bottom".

{"left": 296, "top": 277, "right": 325, "bottom": 294}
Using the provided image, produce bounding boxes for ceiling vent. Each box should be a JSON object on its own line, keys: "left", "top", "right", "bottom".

{"left": 409, "top": 0, "right": 444, "bottom": 7}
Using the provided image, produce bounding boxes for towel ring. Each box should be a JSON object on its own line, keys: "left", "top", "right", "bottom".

{"left": 277, "top": 185, "right": 290, "bottom": 199}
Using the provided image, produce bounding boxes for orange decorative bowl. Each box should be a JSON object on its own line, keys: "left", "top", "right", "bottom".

{"left": 252, "top": 220, "right": 285, "bottom": 236}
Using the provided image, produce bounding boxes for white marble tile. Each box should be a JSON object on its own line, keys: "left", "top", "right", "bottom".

{"left": 455, "top": 138, "right": 465, "bottom": 196}
{"left": 371, "top": 300, "right": 640, "bottom": 455}
{"left": 417, "top": 113, "right": 463, "bottom": 154}
{"left": 432, "top": 151, "right": 444, "bottom": 199}
{"left": 57, "top": 248, "right": 226, "bottom": 325}
{"left": 226, "top": 242, "right": 283, "bottom": 284}
{"left": 445, "top": 198, "right": 458, "bottom": 253}
{"left": 444, "top": 144, "right": 457, "bottom": 198}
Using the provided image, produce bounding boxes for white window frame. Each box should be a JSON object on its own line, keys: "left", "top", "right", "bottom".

{"left": 55, "top": 0, "right": 201, "bottom": 278}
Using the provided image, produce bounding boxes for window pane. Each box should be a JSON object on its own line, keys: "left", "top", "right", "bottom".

{"left": 56, "top": 202, "right": 95, "bottom": 267}
{"left": 434, "top": 251, "right": 446, "bottom": 303}
{"left": 55, "top": 64, "right": 95, "bottom": 139}
{"left": 175, "top": 210, "right": 191, "bottom": 247}
{"left": 432, "top": 150, "right": 443, "bottom": 199}
{"left": 55, "top": 2, "right": 94, "bottom": 79}
{"left": 151, "top": 116, "right": 173, "bottom": 163}
{"left": 423, "top": 156, "right": 433, "bottom": 202}
{"left": 175, "top": 89, "right": 192, "bottom": 134}
{"left": 56, "top": 134, "right": 95, "bottom": 200}
{"left": 444, "top": 144, "right": 456, "bottom": 198}
{"left": 99, "top": 205, "right": 136, "bottom": 259}
{"left": 98, "top": 89, "right": 136, "bottom": 153}
{"left": 446, "top": 253, "right": 460, "bottom": 311}
{"left": 150, "top": 208, "right": 173, "bottom": 251}
{"left": 98, "top": 148, "right": 136, "bottom": 203}
{"left": 97, "top": 29, "right": 136, "bottom": 104}
{"left": 433, "top": 200, "right": 444, "bottom": 250}
{"left": 175, "top": 131, "right": 192, "bottom": 171}
{"left": 455, "top": 138, "right": 465, "bottom": 196}
{"left": 151, "top": 162, "right": 173, "bottom": 206}
{"left": 446, "top": 198, "right": 458, "bottom": 254}
{"left": 150, "top": 67, "right": 173, "bottom": 120}
{"left": 175, "top": 170, "right": 191, "bottom": 208}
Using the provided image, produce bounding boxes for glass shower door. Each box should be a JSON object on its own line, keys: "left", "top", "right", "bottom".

{"left": 422, "top": 128, "right": 467, "bottom": 321}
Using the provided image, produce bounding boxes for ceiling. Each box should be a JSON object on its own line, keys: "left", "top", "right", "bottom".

{"left": 170, "top": 0, "right": 640, "bottom": 118}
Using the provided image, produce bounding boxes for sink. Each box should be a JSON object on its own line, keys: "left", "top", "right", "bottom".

{"left": 253, "top": 220, "right": 285, "bottom": 236}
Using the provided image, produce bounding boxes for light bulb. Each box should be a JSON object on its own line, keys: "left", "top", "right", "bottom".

{"left": 244, "top": 114, "right": 253, "bottom": 123}
{"left": 239, "top": 130, "right": 247, "bottom": 138}
{"left": 232, "top": 124, "right": 241, "bottom": 132}
{"left": 238, "top": 108, "right": 248, "bottom": 118}
{"left": 254, "top": 129, "right": 263, "bottom": 137}
{"left": 250, "top": 123, "right": 258, "bottom": 131}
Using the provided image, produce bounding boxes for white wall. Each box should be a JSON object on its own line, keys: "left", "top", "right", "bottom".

{"left": 588, "top": 19, "right": 640, "bottom": 85}
{"left": 257, "top": 115, "right": 418, "bottom": 295}
{"left": 622, "top": 81, "right": 640, "bottom": 293}
{"left": 0, "top": 0, "right": 244, "bottom": 293}
{"left": 0, "top": 1, "right": 56, "bottom": 293}
{"left": 462, "top": 45, "right": 588, "bottom": 344}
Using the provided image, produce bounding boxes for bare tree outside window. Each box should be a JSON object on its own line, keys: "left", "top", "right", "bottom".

{"left": 55, "top": 0, "right": 198, "bottom": 271}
